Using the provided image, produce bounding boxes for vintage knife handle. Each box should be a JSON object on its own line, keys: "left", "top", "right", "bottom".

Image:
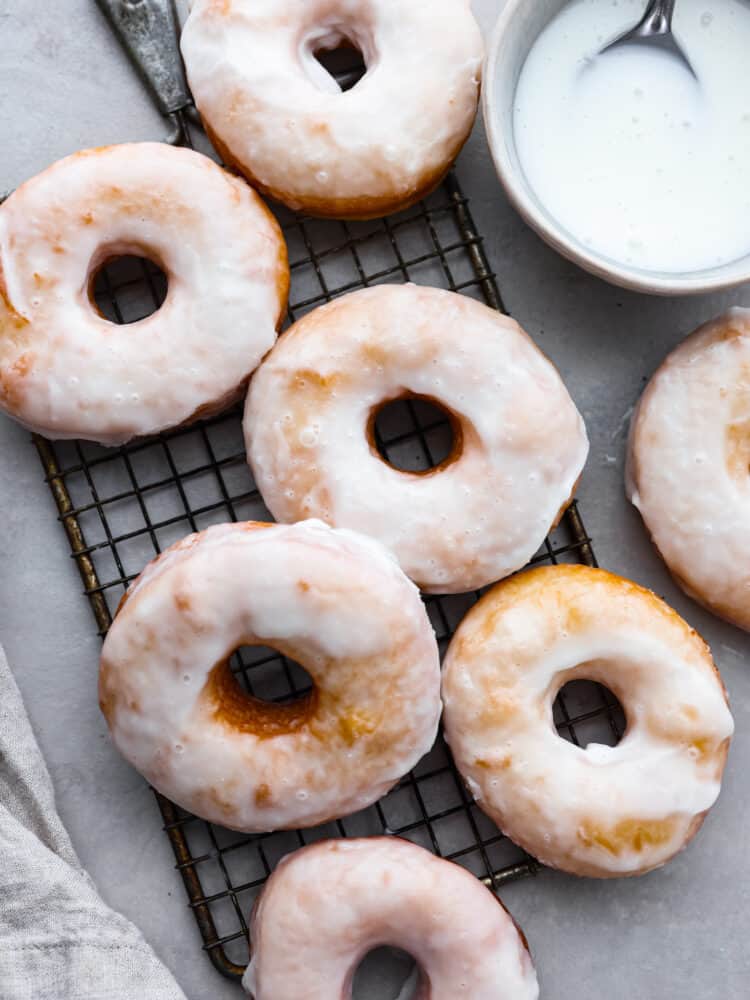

{"left": 94, "top": 0, "right": 191, "bottom": 115}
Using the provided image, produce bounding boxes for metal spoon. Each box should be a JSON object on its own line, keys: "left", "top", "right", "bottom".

{"left": 599, "top": 0, "right": 697, "bottom": 77}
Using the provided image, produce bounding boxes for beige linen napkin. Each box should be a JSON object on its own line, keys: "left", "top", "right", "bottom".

{"left": 0, "top": 643, "right": 187, "bottom": 1000}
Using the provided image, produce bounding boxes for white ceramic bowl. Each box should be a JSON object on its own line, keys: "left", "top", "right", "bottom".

{"left": 483, "top": 0, "right": 750, "bottom": 295}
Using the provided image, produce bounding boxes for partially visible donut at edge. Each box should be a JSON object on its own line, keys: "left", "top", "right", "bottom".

{"left": 244, "top": 284, "right": 589, "bottom": 594}
{"left": 181, "top": 0, "right": 484, "bottom": 218}
{"left": 243, "top": 837, "right": 539, "bottom": 1000}
{"left": 627, "top": 307, "right": 750, "bottom": 631}
{"left": 98, "top": 520, "right": 441, "bottom": 833}
{"left": 0, "top": 143, "right": 289, "bottom": 445}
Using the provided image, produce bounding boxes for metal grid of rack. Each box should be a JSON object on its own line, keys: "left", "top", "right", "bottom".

{"left": 31, "top": 151, "right": 624, "bottom": 979}
{"left": 0, "top": 0, "right": 632, "bottom": 984}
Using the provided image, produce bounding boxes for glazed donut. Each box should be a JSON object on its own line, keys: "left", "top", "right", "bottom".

{"left": 0, "top": 143, "right": 288, "bottom": 445}
{"left": 181, "top": 0, "right": 483, "bottom": 218}
{"left": 627, "top": 308, "right": 750, "bottom": 631}
{"left": 442, "top": 565, "right": 733, "bottom": 878}
{"left": 99, "top": 520, "right": 440, "bottom": 832}
{"left": 243, "top": 837, "right": 539, "bottom": 1000}
{"left": 245, "top": 284, "right": 588, "bottom": 594}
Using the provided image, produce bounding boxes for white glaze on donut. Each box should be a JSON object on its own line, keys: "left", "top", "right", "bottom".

{"left": 442, "top": 565, "right": 733, "bottom": 878}
{"left": 99, "top": 520, "right": 441, "bottom": 832}
{"left": 181, "top": 0, "right": 483, "bottom": 218}
{"left": 627, "top": 308, "right": 750, "bottom": 630}
{"left": 244, "top": 284, "right": 589, "bottom": 593}
{"left": 0, "top": 143, "right": 288, "bottom": 444}
{"left": 243, "top": 837, "right": 539, "bottom": 1000}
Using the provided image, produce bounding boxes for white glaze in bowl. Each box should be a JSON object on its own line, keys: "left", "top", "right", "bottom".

{"left": 483, "top": 0, "right": 750, "bottom": 294}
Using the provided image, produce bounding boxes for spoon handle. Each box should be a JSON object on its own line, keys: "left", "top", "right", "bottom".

{"left": 639, "top": 0, "right": 677, "bottom": 33}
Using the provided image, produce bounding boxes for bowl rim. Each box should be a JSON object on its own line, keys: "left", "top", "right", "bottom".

{"left": 481, "top": 0, "right": 750, "bottom": 296}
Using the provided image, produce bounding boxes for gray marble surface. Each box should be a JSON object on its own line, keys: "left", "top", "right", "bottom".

{"left": 0, "top": 1, "right": 748, "bottom": 997}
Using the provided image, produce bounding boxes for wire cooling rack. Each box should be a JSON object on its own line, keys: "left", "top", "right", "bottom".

{"left": 22, "top": 12, "right": 622, "bottom": 980}
{"left": 32, "top": 133, "right": 621, "bottom": 977}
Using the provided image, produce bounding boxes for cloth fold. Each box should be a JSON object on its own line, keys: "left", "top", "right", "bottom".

{"left": 0, "top": 644, "right": 187, "bottom": 1000}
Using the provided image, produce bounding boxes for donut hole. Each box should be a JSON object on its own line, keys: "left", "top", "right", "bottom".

{"left": 369, "top": 395, "right": 461, "bottom": 474}
{"left": 203, "top": 646, "right": 317, "bottom": 738}
{"left": 553, "top": 679, "right": 627, "bottom": 749}
{"left": 231, "top": 644, "right": 314, "bottom": 705}
{"left": 88, "top": 252, "right": 168, "bottom": 324}
{"left": 352, "top": 947, "right": 422, "bottom": 998}
{"left": 311, "top": 34, "right": 368, "bottom": 92}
